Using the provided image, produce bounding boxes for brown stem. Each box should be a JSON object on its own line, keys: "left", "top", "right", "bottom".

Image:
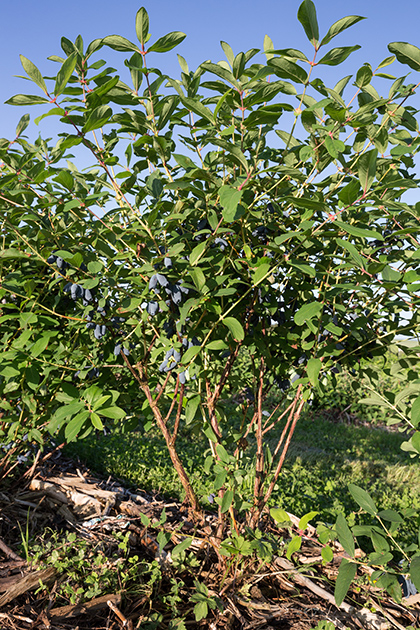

{"left": 273, "top": 403, "right": 296, "bottom": 458}
{"left": 170, "top": 381, "right": 184, "bottom": 446}
{"left": 248, "top": 386, "right": 304, "bottom": 528}
{"left": 155, "top": 370, "right": 172, "bottom": 405}
{"left": 205, "top": 378, "right": 222, "bottom": 443}
{"left": 252, "top": 358, "right": 265, "bottom": 511}
{"left": 261, "top": 392, "right": 305, "bottom": 509}
{"left": 121, "top": 354, "right": 201, "bottom": 514}
{"left": 164, "top": 377, "right": 180, "bottom": 424}
{"left": 262, "top": 399, "right": 294, "bottom": 436}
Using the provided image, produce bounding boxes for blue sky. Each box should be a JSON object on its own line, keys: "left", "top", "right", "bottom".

{"left": 1, "top": 1, "right": 420, "bottom": 147}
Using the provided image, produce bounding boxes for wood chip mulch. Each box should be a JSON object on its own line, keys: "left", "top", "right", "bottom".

{"left": 0, "top": 448, "right": 419, "bottom": 630}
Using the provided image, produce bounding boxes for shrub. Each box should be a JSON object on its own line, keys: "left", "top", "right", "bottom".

{"left": 1, "top": 1, "right": 420, "bottom": 560}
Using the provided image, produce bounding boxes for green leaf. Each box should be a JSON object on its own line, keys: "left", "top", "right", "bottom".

{"left": 181, "top": 97, "right": 215, "bottom": 124}
{"left": 5, "top": 94, "right": 49, "bottom": 106}
{"left": 221, "top": 41, "right": 234, "bottom": 66}
{"left": 182, "top": 345, "right": 201, "bottom": 364}
{"left": 355, "top": 64, "right": 373, "bottom": 88}
{"left": 275, "top": 129, "right": 301, "bottom": 148}
{"left": 83, "top": 105, "right": 113, "bottom": 133}
{"left": 20, "top": 56, "right": 47, "bottom": 93}
{"left": 219, "top": 185, "right": 244, "bottom": 222}
{"left": 285, "top": 196, "right": 327, "bottom": 212}
{"left": 377, "top": 509, "right": 403, "bottom": 523}
{"left": 268, "top": 57, "right": 308, "bottom": 84}
{"left": 268, "top": 48, "right": 309, "bottom": 62}
{"left": 188, "top": 268, "right": 206, "bottom": 293}
{"left": 232, "top": 52, "right": 246, "bottom": 79}
{"left": 348, "top": 483, "right": 377, "bottom": 516}
{"left": 358, "top": 148, "right": 377, "bottom": 194}
{"left": 135, "top": 7, "right": 149, "bottom": 47}
{"left": 336, "top": 513, "right": 355, "bottom": 557}
{"left": 189, "top": 241, "right": 207, "bottom": 266}
{"left": 270, "top": 507, "right": 292, "bottom": 525}
{"left": 148, "top": 32, "right": 186, "bottom": 53}
{"left": 338, "top": 180, "right": 361, "bottom": 205}
{"left": 0, "top": 248, "right": 29, "bottom": 260}
{"left": 50, "top": 401, "right": 85, "bottom": 424}
{"left": 212, "top": 138, "right": 249, "bottom": 171}
{"left": 173, "top": 153, "right": 196, "bottom": 170}
{"left": 388, "top": 42, "right": 420, "bottom": 72}
{"left": 15, "top": 113, "right": 30, "bottom": 137}
{"left": 102, "top": 35, "right": 141, "bottom": 53}
{"left": 321, "top": 546, "right": 334, "bottom": 563}
{"left": 34, "top": 108, "right": 65, "bottom": 125}
{"left": 185, "top": 395, "right": 201, "bottom": 425}
{"left": 298, "top": 511, "right": 318, "bottom": 531}
{"left": 335, "top": 220, "right": 383, "bottom": 241}
{"left": 321, "top": 16, "right": 366, "bottom": 47}
{"left": 54, "top": 52, "right": 77, "bottom": 97}
{"left": 294, "top": 302, "right": 322, "bottom": 326}
{"left": 207, "top": 340, "right": 229, "bottom": 350}
{"left": 411, "top": 431, "right": 420, "bottom": 454}
{"left": 382, "top": 265, "right": 401, "bottom": 282}
{"left": 177, "top": 54, "right": 189, "bottom": 74}
{"left": 377, "top": 55, "right": 395, "bottom": 69}
{"left": 286, "top": 535, "right": 302, "bottom": 559}
{"left": 297, "top": 0, "right": 319, "bottom": 45}
{"left": 194, "top": 600, "right": 208, "bottom": 622}
{"left": 264, "top": 34, "right": 274, "bottom": 61}
{"left": 334, "top": 75, "right": 352, "bottom": 96}
{"left": 359, "top": 394, "right": 390, "bottom": 408}
{"left": 30, "top": 335, "right": 52, "bottom": 358}
{"left": 253, "top": 263, "right": 271, "bottom": 286}
{"left": 54, "top": 170, "right": 74, "bottom": 190}
{"left": 336, "top": 238, "right": 365, "bottom": 269}
{"left": 335, "top": 559, "right": 357, "bottom": 606}
{"left": 65, "top": 410, "right": 90, "bottom": 442}
{"left": 223, "top": 317, "right": 245, "bottom": 341}
{"left": 90, "top": 412, "right": 104, "bottom": 431}
{"left": 410, "top": 555, "right": 420, "bottom": 592}
{"left": 216, "top": 444, "right": 231, "bottom": 465}
{"left": 98, "top": 406, "right": 126, "bottom": 420}
{"left": 324, "top": 135, "right": 345, "bottom": 159}
{"left": 200, "top": 61, "right": 240, "bottom": 89}
{"left": 318, "top": 46, "right": 361, "bottom": 67}
{"left": 411, "top": 395, "right": 420, "bottom": 427}
{"left": 220, "top": 489, "right": 234, "bottom": 513}
{"left": 306, "top": 358, "right": 322, "bottom": 387}
{"left": 172, "top": 537, "right": 192, "bottom": 558}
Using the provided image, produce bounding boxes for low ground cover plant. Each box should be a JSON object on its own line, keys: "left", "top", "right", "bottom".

{"left": 2, "top": 0, "right": 420, "bottom": 611}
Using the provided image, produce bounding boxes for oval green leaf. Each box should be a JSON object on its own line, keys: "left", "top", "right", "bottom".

{"left": 20, "top": 55, "right": 48, "bottom": 93}
{"left": 348, "top": 483, "right": 377, "bottom": 516}
{"left": 318, "top": 46, "right": 361, "bottom": 67}
{"left": 54, "top": 52, "right": 77, "bottom": 97}
{"left": 148, "top": 32, "right": 186, "bottom": 53}
{"left": 294, "top": 302, "right": 322, "bottom": 326}
{"left": 297, "top": 0, "right": 319, "bottom": 45}
{"left": 83, "top": 105, "right": 113, "bottom": 133}
{"left": 388, "top": 42, "right": 420, "bottom": 72}
{"left": 336, "top": 513, "right": 355, "bottom": 558}
{"left": 135, "top": 7, "right": 149, "bottom": 46}
{"left": 335, "top": 559, "right": 357, "bottom": 606}
{"left": 223, "top": 317, "right": 245, "bottom": 341}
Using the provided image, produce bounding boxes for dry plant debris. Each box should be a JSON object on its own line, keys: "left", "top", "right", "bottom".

{"left": 0, "top": 451, "right": 419, "bottom": 630}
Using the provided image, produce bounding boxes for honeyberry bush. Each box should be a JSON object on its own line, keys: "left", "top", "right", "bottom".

{"left": 2, "top": 0, "right": 420, "bottom": 544}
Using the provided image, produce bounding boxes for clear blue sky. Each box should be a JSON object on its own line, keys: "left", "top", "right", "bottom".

{"left": 1, "top": 0, "right": 420, "bottom": 143}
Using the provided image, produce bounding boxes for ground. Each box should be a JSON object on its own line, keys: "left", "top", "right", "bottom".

{"left": 0, "top": 446, "right": 418, "bottom": 630}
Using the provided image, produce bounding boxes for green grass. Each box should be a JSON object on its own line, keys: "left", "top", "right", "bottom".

{"left": 65, "top": 406, "right": 420, "bottom": 546}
